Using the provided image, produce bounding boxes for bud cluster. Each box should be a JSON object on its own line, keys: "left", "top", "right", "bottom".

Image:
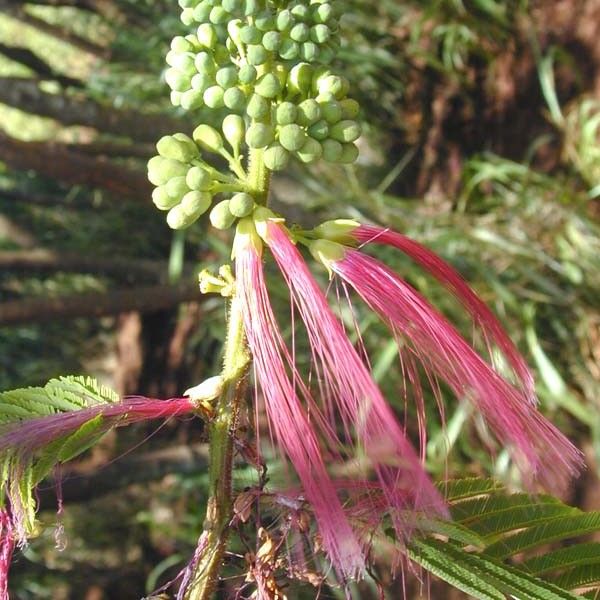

{"left": 149, "top": 0, "right": 362, "bottom": 230}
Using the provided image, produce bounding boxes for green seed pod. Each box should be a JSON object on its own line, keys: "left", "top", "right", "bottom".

{"left": 181, "top": 8, "right": 195, "bottom": 26}
{"left": 148, "top": 156, "right": 188, "bottom": 186}
{"left": 247, "top": 44, "right": 268, "bottom": 65}
{"left": 171, "top": 36, "right": 195, "bottom": 53}
{"left": 193, "top": 1, "right": 212, "bottom": 22}
{"left": 165, "top": 68, "right": 190, "bottom": 92}
{"left": 246, "top": 93, "right": 270, "bottom": 120}
{"left": 209, "top": 6, "right": 229, "bottom": 24}
{"left": 238, "top": 64, "right": 257, "bottom": 84}
{"left": 240, "top": 25, "right": 261, "bottom": 44}
{"left": 262, "top": 30, "right": 281, "bottom": 52}
{"left": 322, "top": 138, "right": 343, "bottom": 162}
{"left": 310, "top": 23, "right": 330, "bottom": 44}
{"left": 216, "top": 66, "right": 238, "bottom": 88}
{"left": 255, "top": 73, "right": 281, "bottom": 98}
{"left": 246, "top": 122, "right": 274, "bottom": 148}
{"left": 222, "top": 114, "right": 245, "bottom": 151}
{"left": 223, "top": 86, "right": 246, "bottom": 111}
{"left": 210, "top": 199, "right": 236, "bottom": 229}
{"left": 300, "top": 41, "right": 318, "bottom": 62}
{"left": 255, "top": 11, "right": 275, "bottom": 31}
{"left": 330, "top": 119, "right": 361, "bottom": 143}
{"left": 290, "top": 23, "right": 310, "bottom": 43}
{"left": 313, "top": 2, "right": 333, "bottom": 24}
{"left": 290, "top": 4, "right": 309, "bottom": 19}
{"left": 278, "top": 38, "right": 299, "bottom": 60}
{"left": 203, "top": 85, "right": 225, "bottom": 108}
{"left": 307, "top": 119, "right": 329, "bottom": 140}
{"left": 181, "top": 190, "right": 212, "bottom": 216}
{"left": 157, "top": 134, "right": 198, "bottom": 162}
{"left": 191, "top": 72, "right": 212, "bottom": 92}
{"left": 166, "top": 175, "right": 190, "bottom": 199}
{"left": 340, "top": 98, "right": 360, "bottom": 119}
{"left": 296, "top": 137, "right": 323, "bottom": 163}
{"left": 278, "top": 123, "right": 307, "bottom": 152}
{"left": 197, "top": 23, "right": 217, "bottom": 48}
{"left": 297, "top": 99, "right": 322, "bottom": 125}
{"left": 229, "top": 192, "right": 254, "bottom": 217}
{"left": 287, "top": 62, "right": 312, "bottom": 95}
{"left": 276, "top": 9, "right": 293, "bottom": 31}
{"left": 193, "top": 123, "right": 225, "bottom": 153}
{"left": 186, "top": 166, "right": 213, "bottom": 191}
{"left": 194, "top": 52, "right": 216, "bottom": 74}
{"left": 276, "top": 101, "right": 298, "bottom": 125}
{"left": 152, "top": 185, "right": 180, "bottom": 210}
{"left": 264, "top": 143, "right": 290, "bottom": 171}
{"left": 338, "top": 142, "right": 359, "bottom": 164}
{"left": 320, "top": 99, "right": 342, "bottom": 123}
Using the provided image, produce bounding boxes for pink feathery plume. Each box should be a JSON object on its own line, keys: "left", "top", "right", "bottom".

{"left": 353, "top": 224, "right": 535, "bottom": 402}
{"left": 235, "top": 237, "right": 365, "bottom": 579}
{"left": 264, "top": 223, "right": 447, "bottom": 539}
{"left": 0, "top": 509, "right": 14, "bottom": 600}
{"left": 331, "top": 248, "right": 582, "bottom": 493}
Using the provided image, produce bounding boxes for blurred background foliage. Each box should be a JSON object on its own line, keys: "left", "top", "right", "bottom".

{"left": 0, "top": 0, "right": 599, "bottom": 598}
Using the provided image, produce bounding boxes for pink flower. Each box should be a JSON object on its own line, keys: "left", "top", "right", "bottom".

{"left": 309, "top": 234, "right": 583, "bottom": 494}
{"left": 0, "top": 509, "right": 14, "bottom": 600}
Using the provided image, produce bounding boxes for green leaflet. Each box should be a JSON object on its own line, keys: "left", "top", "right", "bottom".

{"left": 437, "top": 478, "right": 505, "bottom": 502}
{"left": 523, "top": 543, "right": 600, "bottom": 576}
{"left": 554, "top": 564, "right": 600, "bottom": 591}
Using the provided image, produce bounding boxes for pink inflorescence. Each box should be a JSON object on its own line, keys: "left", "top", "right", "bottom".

{"left": 0, "top": 509, "right": 14, "bottom": 600}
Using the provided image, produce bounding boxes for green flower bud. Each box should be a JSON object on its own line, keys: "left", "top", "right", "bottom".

{"left": 171, "top": 36, "right": 195, "bottom": 53}
{"left": 313, "top": 3, "right": 333, "bottom": 24}
{"left": 247, "top": 44, "right": 268, "bottom": 65}
{"left": 165, "top": 50, "right": 180, "bottom": 67}
{"left": 166, "top": 175, "right": 190, "bottom": 199}
{"left": 152, "top": 185, "right": 180, "bottom": 210}
{"left": 244, "top": 0, "right": 260, "bottom": 16}
{"left": 278, "top": 123, "right": 307, "bottom": 152}
{"left": 276, "top": 101, "right": 298, "bottom": 125}
{"left": 287, "top": 62, "right": 312, "bottom": 95}
{"left": 222, "top": 0, "right": 242, "bottom": 12}
{"left": 223, "top": 87, "right": 246, "bottom": 110}
{"left": 290, "top": 23, "right": 310, "bottom": 43}
{"left": 279, "top": 38, "right": 299, "bottom": 60}
{"left": 320, "top": 98, "right": 342, "bottom": 123}
{"left": 255, "top": 11, "right": 275, "bottom": 31}
{"left": 229, "top": 192, "right": 254, "bottom": 217}
{"left": 197, "top": 23, "right": 217, "bottom": 48}
{"left": 181, "top": 190, "right": 212, "bottom": 216}
{"left": 246, "top": 122, "right": 274, "bottom": 148}
{"left": 193, "top": 124, "right": 225, "bottom": 153}
{"left": 170, "top": 90, "right": 182, "bottom": 106}
{"left": 166, "top": 205, "right": 188, "bottom": 230}
{"left": 240, "top": 24, "right": 261, "bottom": 44}
{"left": 297, "top": 98, "right": 322, "bottom": 125}
{"left": 209, "top": 6, "right": 229, "bottom": 24}
{"left": 264, "top": 143, "right": 290, "bottom": 171}
{"left": 338, "top": 142, "right": 359, "bottom": 164}
{"left": 262, "top": 30, "right": 281, "bottom": 52}
{"left": 340, "top": 98, "right": 360, "bottom": 119}
{"left": 181, "top": 8, "right": 195, "bottom": 26}
{"left": 319, "top": 45, "right": 335, "bottom": 64}
{"left": 255, "top": 73, "right": 281, "bottom": 98}
{"left": 246, "top": 93, "right": 270, "bottom": 120}
{"left": 290, "top": 4, "right": 309, "bottom": 19}
{"left": 194, "top": 52, "right": 216, "bottom": 74}
{"left": 310, "top": 24, "right": 330, "bottom": 44}
{"left": 210, "top": 199, "right": 236, "bottom": 229}
{"left": 156, "top": 134, "right": 198, "bottom": 162}
{"left": 318, "top": 75, "right": 349, "bottom": 99}
{"left": 222, "top": 114, "right": 245, "bottom": 151}
{"left": 216, "top": 66, "right": 238, "bottom": 88}
{"left": 203, "top": 85, "right": 225, "bottom": 108}
{"left": 322, "top": 138, "right": 343, "bottom": 162}
{"left": 186, "top": 166, "right": 213, "bottom": 191}
{"left": 227, "top": 18, "right": 243, "bottom": 44}
{"left": 148, "top": 156, "right": 188, "bottom": 186}
{"left": 311, "top": 66, "right": 331, "bottom": 93}
{"left": 276, "top": 9, "right": 293, "bottom": 31}
{"left": 193, "top": 1, "right": 212, "bottom": 22}
{"left": 178, "top": 88, "right": 200, "bottom": 109}
{"left": 296, "top": 137, "right": 323, "bottom": 163}
{"left": 307, "top": 119, "right": 329, "bottom": 140}
{"left": 300, "top": 41, "right": 318, "bottom": 62}
{"left": 165, "top": 68, "right": 190, "bottom": 92}
{"left": 179, "top": 1, "right": 194, "bottom": 11}
{"left": 330, "top": 119, "right": 361, "bottom": 143}
{"left": 238, "top": 64, "right": 257, "bottom": 84}
{"left": 191, "top": 72, "right": 212, "bottom": 93}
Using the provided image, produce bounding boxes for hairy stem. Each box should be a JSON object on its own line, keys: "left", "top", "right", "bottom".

{"left": 184, "top": 148, "right": 270, "bottom": 599}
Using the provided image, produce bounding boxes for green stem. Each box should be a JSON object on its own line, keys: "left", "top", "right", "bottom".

{"left": 184, "top": 147, "right": 270, "bottom": 600}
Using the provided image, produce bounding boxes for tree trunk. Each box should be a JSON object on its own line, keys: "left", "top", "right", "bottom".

{"left": 0, "top": 131, "right": 152, "bottom": 201}
{"left": 0, "top": 77, "right": 186, "bottom": 142}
